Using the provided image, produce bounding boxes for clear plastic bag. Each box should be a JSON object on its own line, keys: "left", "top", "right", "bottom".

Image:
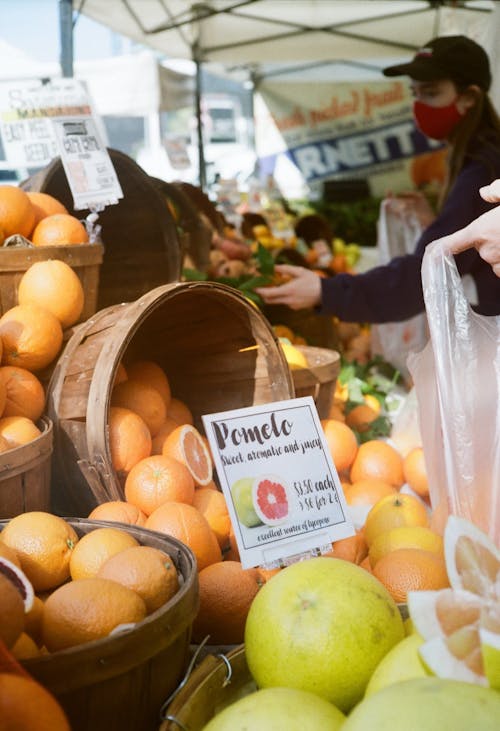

{"left": 371, "top": 200, "right": 429, "bottom": 379}
{"left": 408, "top": 240, "right": 500, "bottom": 544}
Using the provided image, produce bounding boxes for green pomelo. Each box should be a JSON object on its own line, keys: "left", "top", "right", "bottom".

{"left": 481, "top": 626, "right": 500, "bottom": 690}
{"left": 244, "top": 557, "right": 404, "bottom": 713}
{"left": 201, "top": 686, "right": 345, "bottom": 731}
{"left": 231, "top": 478, "right": 262, "bottom": 528}
{"left": 365, "top": 633, "right": 428, "bottom": 696}
{"left": 342, "top": 677, "right": 500, "bottom": 730}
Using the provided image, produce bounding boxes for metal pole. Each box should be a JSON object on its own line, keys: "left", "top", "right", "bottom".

{"left": 59, "top": 0, "right": 74, "bottom": 77}
{"left": 194, "top": 50, "right": 207, "bottom": 191}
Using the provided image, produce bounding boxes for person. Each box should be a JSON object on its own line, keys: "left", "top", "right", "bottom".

{"left": 439, "top": 178, "right": 500, "bottom": 277}
{"left": 257, "top": 36, "right": 500, "bottom": 320}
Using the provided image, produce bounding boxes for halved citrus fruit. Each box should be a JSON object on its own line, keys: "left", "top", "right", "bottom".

{"left": 162, "top": 424, "right": 212, "bottom": 487}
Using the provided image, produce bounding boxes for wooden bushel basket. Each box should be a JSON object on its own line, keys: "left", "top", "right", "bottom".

{"left": 47, "top": 281, "right": 295, "bottom": 517}
{"left": 21, "top": 148, "right": 182, "bottom": 310}
{"left": 0, "top": 239, "right": 103, "bottom": 321}
{"left": 291, "top": 346, "right": 341, "bottom": 419}
{"left": 5, "top": 518, "right": 199, "bottom": 731}
{"left": 0, "top": 416, "right": 53, "bottom": 518}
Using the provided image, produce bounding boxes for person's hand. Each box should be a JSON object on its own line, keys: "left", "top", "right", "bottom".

{"left": 479, "top": 178, "right": 500, "bottom": 203}
{"left": 255, "top": 264, "right": 323, "bottom": 310}
{"left": 384, "top": 191, "right": 436, "bottom": 228}
{"left": 439, "top": 203, "right": 500, "bottom": 277}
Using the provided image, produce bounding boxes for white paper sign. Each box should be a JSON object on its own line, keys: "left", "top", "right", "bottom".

{"left": 203, "top": 397, "right": 355, "bottom": 569}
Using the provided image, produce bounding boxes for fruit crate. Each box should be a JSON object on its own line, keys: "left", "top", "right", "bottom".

{"left": 0, "top": 416, "right": 53, "bottom": 518}
{"left": 0, "top": 517, "right": 199, "bottom": 731}
{"left": 47, "top": 281, "right": 294, "bottom": 517}
{"left": 291, "top": 345, "right": 341, "bottom": 419}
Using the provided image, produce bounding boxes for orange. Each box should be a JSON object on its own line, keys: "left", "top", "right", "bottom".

{"left": 192, "top": 488, "right": 231, "bottom": 548}
{"left": 372, "top": 548, "right": 450, "bottom": 603}
{"left": 111, "top": 379, "right": 166, "bottom": 437}
{"left": 69, "top": 526, "right": 138, "bottom": 581}
{"left": 345, "top": 404, "right": 379, "bottom": 433}
{"left": 31, "top": 213, "right": 89, "bottom": 246}
{"left": 256, "top": 566, "right": 281, "bottom": 583}
{"left": 24, "top": 594, "right": 45, "bottom": 646}
{"left": 0, "top": 185, "right": 36, "bottom": 238}
{"left": 11, "top": 631, "right": 41, "bottom": 659}
{"left": 328, "top": 403, "right": 346, "bottom": 422}
{"left": 42, "top": 577, "right": 146, "bottom": 651}
{"left": 167, "top": 397, "right": 193, "bottom": 425}
{"left": 162, "top": 424, "right": 213, "bottom": 487}
{"left": 126, "top": 360, "right": 171, "bottom": 409}
{"left": 97, "top": 545, "right": 179, "bottom": 614}
{"left": 0, "top": 512, "right": 78, "bottom": 592}
{"left": 321, "top": 419, "right": 359, "bottom": 473}
{"left": 151, "top": 417, "right": 180, "bottom": 455}
{"left": 0, "top": 375, "right": 5, "bottom": 416}
{"left": 343, "top": 478, "right": 397, "bottom": 507}
{"left": 0, "top": 434, "right": 10, "bottom": 453}
{"left": 0, "top": 415, "right": 41, "bottom": 448}
{"left": 87, "top": 500, "right": 147, "bottom": 527}
{"left": 17, "top": 259, "right": 84, "bottom": 328}
{"left": 124, "top": 454, "right": 195, "bottom": 516}
{"left": 328, "top": 532, "right": 368, "bottom": 564}
{"left": 368, "top": 525, "right": 444, "bottom": 568}
{"left": 0, "top": 541, "right": 20, "bottom": 566}
{"left": 364, "top": 394, "right": 381, "bottom": 415}
{"left": 108, "top": 406, "right": 152, "bottom": 476}
{"left": 0, "top": 573, "right": 25, "bottom": 648}
{"left": 26, "top": 191, "right": 68, "bottom": 225}
{"left": 403, "top": 447, "right": 429, "bottom": 498}
{"left": 113, "top": 361, "right": 128, "bottom": 386}
{"left": 225, "top": 526, "right": 240, "bottom": 561}
{"left": 0, "top": 303, "right": 63, "bottom": 372}
{"left": 364, "top": 493, "right": 430, "bottom": 547}
{"left": 191, "top": 561, "right": 262, "bottom": 644}
{"left": 350, "top": 439, "right": 404, "bottom": 487}
{"left": 359, "top": 555, "right": 373, "bottom": 574}
{"left": 0, "top": 366, "right": 45, "bottom": 421}
{"left": 0, "top": 673, "right": 71, "bottom": 730}
{"left": 145, "top": 502, "right": 222, "bottom": 571}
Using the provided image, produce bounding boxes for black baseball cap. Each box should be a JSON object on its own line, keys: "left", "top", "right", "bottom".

{"left": 383, "top": 35, "right": 491, "bottom": 90}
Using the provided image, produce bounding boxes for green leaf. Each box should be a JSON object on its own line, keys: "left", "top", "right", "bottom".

{"left": 354, "top": 416, "right": 392, "bottom": 443}
{"left": 182, "top": 267, "right": 208, "bottom": 281}
{"left": 255, "top": 242, "right": 275, "bottom": 275}
{"left": 239, "top": 274, "right": 274, "bottom": 291}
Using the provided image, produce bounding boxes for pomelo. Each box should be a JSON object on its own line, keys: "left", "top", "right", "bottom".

{"left": 201, "top": 686, "right": 345, "bottom": 731}
{"left": 342, "top": 677, "right": 500, "bottom": 730}
{"left": 231, "top": 477, "right": 262, "bottom": 528}
{"left": 252, "top": 475, "right": 290, "bottom": 525}
{"left": 364, "top": 633, "right": 428, "bottom": 696}
{"left": 244, "top": 556, "right": 404, "bottom": 712}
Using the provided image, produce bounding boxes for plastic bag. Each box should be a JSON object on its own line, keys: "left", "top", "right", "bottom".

{"left": 408, "top": 240, "right": 500, "bottom": 544}
{"left": 370, "top": 200, "right": 429, "bottom": 380}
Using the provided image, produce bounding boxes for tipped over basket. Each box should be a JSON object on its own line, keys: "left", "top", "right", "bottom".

{"left": 291, "top": 346, "right": 341, "bottom": 419}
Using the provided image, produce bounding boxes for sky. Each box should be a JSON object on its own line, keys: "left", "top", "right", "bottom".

{"left": 0, "top": 0, "right": 133, "bottom": 63}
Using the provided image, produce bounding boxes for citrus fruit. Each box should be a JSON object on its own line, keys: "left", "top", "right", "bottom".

{"left": 0, "top": 185, "right": 36, "bottom": 238}
{"left": 31, "top": 213, "right": 89, "bottom": 246}
{"left": 87, "top": 500, "right": 147, "bottom": 526}
{"left": 0, "top": 303, "right": 63, "bottom": 372}
{"left": 0, "top": 416, "right": 41, "bottom": 447}
{"left": 0, "top": 555, "right": 34, "bottom": 612}
{"left": 0, "top": 541, "right": 20, "bottom": 566}
{"left": 125, "top": 360, "right": 171, "bottom": 409}
{"left": 245, "top": 556, "right": 404, "bottom": 712}
{"left": 150, "top": 417, "right": 180, "bottom": 454}
{"left": 373, "top": 548, "right": 449, "bottom": 603}
{"left": 346, "top": 403, "right": 379, "bottom": 432}
{"left": 24, "top": 594, "right": 45, "bottom": 646}
{"left": 162, "top": 423, "right": 212, "bottom": 487}
{"left": 113, "top": 361, "right": 127, "bottom": 386}
{"left": 11, "top": 631, "right": 41, "bottom": 659}
{"left": 328, "top": 531, "right": 368, "bottom": 564}
{"left": 42, "top": 577, "right": 147, "bottom": 651}
{"left": 0, "top": 673, "right": 71, "bottom": 730}
{"left": 231, "top": 477, "right": 262, "bottom": 528}
{"left": 321, "top": 419, "right": 359, "bottom": 473}
{"left": 111, "top": 379, "right": 167, "bottom": 437}
{"left": 0, "top": 512, "right": 78, "bottom": 591}
{"left": 343, "top": 478, "right": 397, "bottom": 506}
{"left": 69, "top": 526, "right": 138, "bottom": 580}
{"left": 167, "top": 397, "right": 193, "bottom": 425}
{"left": 341, "top": 677, "right": 500, "bottom": 731}
{"left": 0, "top": 573, "right": 25, "bottom": 648}
{"left": 0, "top": 366, "right": 45, "bottom": 421}
{"left": 145, "top": 501, "right": 221, "bottom": 571}
{"left": 97, "top": 545, "right": 179, "bottom": 614}
{"left": 202, "top": 686, "right": 345, "bottom": 731}
{"left": 108, "top": 406, "right": 152, "bottom": 475}
{"left": 192, "top": 560, "right": 262, "bottom": 644}
{"left": 17, "top": 259, "right": 84, "bottom": 328}
{"left": 26, "top": 191, "right": 68, "bottom": 224}
{"left": 364, "top": 493, "right": 430, "bottom": 546}
{"left": 369, "top": 525, "right": 444, "bottom": 567}
{"left": 192, "top": 488, "right": 231, "bottom": 548}
{"left": 279, "top": 341, "right": 308, "bottom": 369}
{"left": 403, "top": 447, "right": 429, "bottom": 498}
{"left": 350, "top": 439, "right": 404, "bottom": 486}
{"left": 124, "top": 454, "right": 195, "bottom": 516}
{"left": 364, "top": 633, "right": 428, "bottom": 696}
{"left": 253, "top": 474, "right": 290, "bottom": 525}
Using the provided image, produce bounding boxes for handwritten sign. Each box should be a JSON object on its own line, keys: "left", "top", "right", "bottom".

{"left": 203, "top": 397, "right": 355, "bottom": 569}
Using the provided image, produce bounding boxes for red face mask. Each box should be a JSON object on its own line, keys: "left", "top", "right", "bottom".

{"left": 413, "top": 99, "right": 464, "bottom": 140}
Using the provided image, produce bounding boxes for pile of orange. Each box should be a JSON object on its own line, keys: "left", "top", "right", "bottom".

{"left": 0, "top": 366, "right": 47, "bottom": 454}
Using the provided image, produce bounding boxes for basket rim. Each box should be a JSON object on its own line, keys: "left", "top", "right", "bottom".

{"left": 0, "top": 415, "right": 53, "bottom": 476}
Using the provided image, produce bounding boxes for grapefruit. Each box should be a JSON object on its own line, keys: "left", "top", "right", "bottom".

{"left": 364, "top": 633, "right": 428, "bottom": 696}
{"left": 252, "top": 474, "right": 290, "bottom": 526}
{"left": 244, "top": 556, "right": 404, "bottom": 712}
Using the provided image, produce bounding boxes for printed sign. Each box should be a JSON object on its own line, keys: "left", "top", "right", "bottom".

{"left": 203, "top": 397, "right": 355, "bottom": 569}
{"left": 0, "top": 78, "right": 123, "bottom": 210}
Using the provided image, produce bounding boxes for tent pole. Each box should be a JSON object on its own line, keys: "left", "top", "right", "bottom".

{"left": 59, "top": 0, "right": 74, "bottom": 77}
{"left": 193, "top": 47, "right": 207, "bottom": 191}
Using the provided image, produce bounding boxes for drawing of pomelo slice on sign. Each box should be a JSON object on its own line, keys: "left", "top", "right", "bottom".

{"left": 252, "top": 475, "right": 291, "bottom": 526}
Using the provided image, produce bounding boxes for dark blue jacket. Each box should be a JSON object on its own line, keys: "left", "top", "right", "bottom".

{"left": 319, "top": 136, "right": 500, "bottom": 322}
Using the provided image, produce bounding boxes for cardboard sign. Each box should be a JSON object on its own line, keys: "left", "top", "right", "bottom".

{"left": 203, "top": 397, "right": 355, "bottom": 569}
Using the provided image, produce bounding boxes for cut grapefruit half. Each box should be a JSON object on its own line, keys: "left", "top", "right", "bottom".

{"left": 408, "top": 516, "right": 499, "bottom": 689}
{"left": 161, "top": 424, "right": 212, "bottom": 486}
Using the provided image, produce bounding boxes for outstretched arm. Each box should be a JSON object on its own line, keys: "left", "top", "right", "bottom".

{"left": 439, "top": 203, "right": 500, "bottom": 278}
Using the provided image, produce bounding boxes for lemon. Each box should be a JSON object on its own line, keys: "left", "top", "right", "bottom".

{"left": 279, "top": 341, "right": 308, "bottom": 369}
